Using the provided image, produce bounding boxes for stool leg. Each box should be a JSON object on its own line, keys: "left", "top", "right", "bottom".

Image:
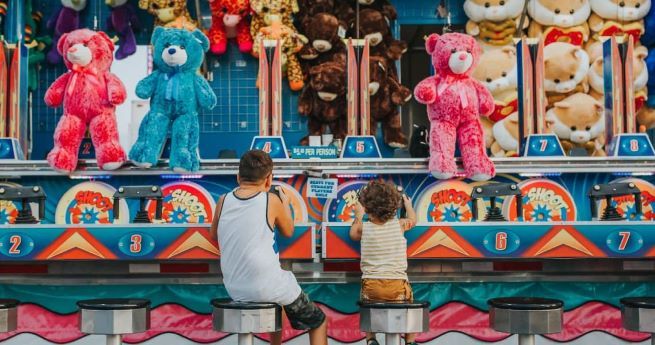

{"left": 385, "top": 333, "right": 401, "bottom": 345}
{"left": 238, "top": 333, "right": 254, "bottom": 345}
{"left": 518, "top": 334, "right": 535, "bottom": 345}
{"left": 106, "top": 334, "right": 121, "bottom": 345}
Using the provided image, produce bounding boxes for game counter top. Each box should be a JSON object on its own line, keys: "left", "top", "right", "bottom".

{"left": 1, "top": 157, "right": 655, "bottom": 177}
{"left": 0, "top": 221, "right": 654, "bottom": 262}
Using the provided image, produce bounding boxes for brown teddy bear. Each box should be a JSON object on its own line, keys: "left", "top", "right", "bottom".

{"left": 368, "top": 57, "right": 412, "bottom": 148}
{"left": 357, "top": 9, "right": 407, "bottom": 67}
{"left": 299, "top": 13, "right": 347, "bottom": 68}
{"left": 298, "top": 61, "right": 348, "bottom": 144}
{"left": 351, "top": 0, "right": 397, "bottom": 21}
{"left": 296, "top": 0, "right": 355, "bottom": 32}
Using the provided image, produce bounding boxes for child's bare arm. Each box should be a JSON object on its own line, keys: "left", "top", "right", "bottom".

{"left": 210, "top": 195, "right": 225, "bottom": 242}
{"left": 399, "top": 195, "right": 417, "bottom": 232}
{"left": 269, "top": 188, "right": 295, "bottom": 238}
{"left": 349, "top": 202, "right": 365, "bottom": 241}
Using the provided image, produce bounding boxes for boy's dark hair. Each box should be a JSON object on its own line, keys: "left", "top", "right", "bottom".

{"left": 239, "top": 150, "right": 273, "bottom": 183}
{"left": 358, "top": 180, "right": 401, "bottom": 223}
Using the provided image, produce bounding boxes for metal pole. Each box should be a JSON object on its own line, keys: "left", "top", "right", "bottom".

{"left": 106, "top": 334, "right": 121, "bottom": 345}
{"left": 518, "top": 334, "right": 535, "bottom": 345}
{"left": 385, "top": 333, "right": 401, "bottom": 345}
{"left": 238, "top": 333, "right": 254, "bottom": 345}
{"left": 651, "top": 333, "right": 655, "bottom": 345}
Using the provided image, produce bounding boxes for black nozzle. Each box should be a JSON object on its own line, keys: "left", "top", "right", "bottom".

{"left": 470, "top": 183, "right": 522, "bottom": 222}
{"left": 113, "top": 186, "right": 164, "bottom": 224}
{"left": 0, "top": 186, "right": 46, "bottom": 224}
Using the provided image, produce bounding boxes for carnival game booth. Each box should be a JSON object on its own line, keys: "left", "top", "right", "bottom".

{"left": 0, "top": 0, "right": 655, "bottom": 344}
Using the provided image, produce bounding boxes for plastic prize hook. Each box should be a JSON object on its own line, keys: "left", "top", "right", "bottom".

{"left": 471, "top": 183, "right": 523, "bottom": 222}
{"left": 0, "top": 186, "right": 46, "bottom": 224}
{"left": 588, "top": 183, "right": 642, "bottom": 221}
{"left": 113, "top": 186, "right": 163, "bottom": 224}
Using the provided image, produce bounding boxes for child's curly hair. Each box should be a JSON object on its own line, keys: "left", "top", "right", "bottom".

{"left": 358, "top": 180, "right": 401, "bottom": 223}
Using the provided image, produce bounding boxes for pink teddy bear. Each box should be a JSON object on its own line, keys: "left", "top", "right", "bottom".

{"left": 45, "top": 29, "right": 127, "bottom": 173}
{"left": 414, "top": 33, "right": 496, "bottom": 181}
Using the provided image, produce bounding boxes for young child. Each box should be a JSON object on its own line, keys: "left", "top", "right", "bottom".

{"left": 349, "top": 180, "right": 417, "bottom": 345}
{"left": 210, "top": 150, "right": 327, "bottom": 345}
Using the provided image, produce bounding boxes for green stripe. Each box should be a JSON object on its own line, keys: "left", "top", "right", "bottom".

{"left": 1, "top": 281, "right": 654, "bottom": 314}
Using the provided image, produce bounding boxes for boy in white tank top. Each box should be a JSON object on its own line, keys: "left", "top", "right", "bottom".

{"left": 349, "top": 180, "right": 417, "bottom": 345}
{"left": 210, "top": 150, "right": 327, "bottom": 345}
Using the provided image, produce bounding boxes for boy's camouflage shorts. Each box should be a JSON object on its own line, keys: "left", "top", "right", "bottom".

{"left": 284, "top": 291, "right": 326, "bottom": 330}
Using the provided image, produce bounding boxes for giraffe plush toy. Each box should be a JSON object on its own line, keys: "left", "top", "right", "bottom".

{"left": 208, "top": 0, "right": 253, "bottom": 55}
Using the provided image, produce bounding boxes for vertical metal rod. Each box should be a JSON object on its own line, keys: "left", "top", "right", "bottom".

{"left": 238, "top": 333, "right": 254, "bottom": 345}
{"left": 385, "top": 333, "right": 401, "bottom": 345}
{"left": 106, "top": 334, "right": 121, "bottom": 345}
{"left": 518, "top": 334, "right": 535, "bottom": 345}
{"left": 651, "top": 333, "right": 655, "bottom": 345}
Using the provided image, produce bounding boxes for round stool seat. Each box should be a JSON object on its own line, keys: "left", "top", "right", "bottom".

{"left": 211, "top": 299, "right": 282, "bottom": 334}
{"left": 0, "top": 299, "right": 18, "bottom": 333}
{"left": 358, "top": 300, "right": 430, "bottom": 309}
{"left": 77, "top": 299, "right": 150, "bottom": 310}
{"left": 489, "top": 297, "right": 563, "bottom": 311}
{"left": 358, "top": 300, "right": 430, "bottom": 334}
{"left": 78, "top": 298, "right": 150, "bottom": 335}
{"left": 488, "top": 297, "right": 563, "bottom": 335}
{"left": 621, "top": 297, "right": 655, "bottom": 333}
{"left": 0, "top": 299, "right": 19, "bottom": 310}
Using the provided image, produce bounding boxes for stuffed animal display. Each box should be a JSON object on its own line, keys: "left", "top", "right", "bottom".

{"left": 45, "top": 29, "right": 127, "bottom": 173}
{"left": 250, "top": 0, "right": 307, "bottom": 91}
{"left": 47, "top": 0, "right": 87, "bottom": 64}
{"left": 25, "top": 0, "right": 52, "bottom": 92}
{"left": 298, "top": 61, "right": 347, "bottom": 145}
{"left": 546, "top": 92, "right": 606, "bottom": 156}
{"left": 138, "top": 0, "right": 197, "bottom": 30}
{"left": 369, "top": 57, "right": 412, "bottom": 147}
{"left": 295, "top": 0, "right": 410, "bottom": 148}
{"left": 589, "top": 0, "right": 650, "bottom": 44}
{"left": 252, "top": 18, "right": 307, "bottom": 91}
{"left": 129, "top": 27, "right": 217, "bottom": 172}
{"left": 208, "top": 0, "right": 253, "bottom": 55}
{"left": 463, "top": 0, "right": 526, "bottom": 48}
{"left": 527, "top": 0, "right": 591, "bottom": 46}
{"left": 0, "top": 0, "right": 6, "bottom": 37}
{"left": 414, "top": 33, "right": 496, "bottom": 181}
{"left": 107, "top": 0, "right": 140, "bottom": 60}
{"left": 250, "top": 0, "right": 297, "bottom": 39}
{"left": 543, "top": 42, "right": 590, "bottom": 105}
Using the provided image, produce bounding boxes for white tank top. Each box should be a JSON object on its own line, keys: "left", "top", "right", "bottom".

{"left": 217, "top": 191, "right": 301, "bottom": 306}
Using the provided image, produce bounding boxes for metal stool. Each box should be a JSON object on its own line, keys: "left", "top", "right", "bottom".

{"left": 211, "top": 299, "right": 282, "bottom": 345}
{"left": 0, "top": 299, "right": 19, "bottom": 332}
{"left": 77, "top": 299, "right": 151, "bottom": 345}
{"left": 358, "top": 300, "right": 430, "bottom": 345}
{"left": 488, "top": 297, "right": 563, "bottom": 345}
{"left": 621, "top": 297, "right": 655, "bottom": 344}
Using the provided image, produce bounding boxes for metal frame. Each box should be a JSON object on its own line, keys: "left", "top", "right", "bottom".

{"left": 1, "top": 157, "right": 655, "bottom": 177}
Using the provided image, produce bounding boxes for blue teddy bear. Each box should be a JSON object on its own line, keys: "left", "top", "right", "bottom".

{"left": 129, "top": 27, "right": 217, "bottom": 172}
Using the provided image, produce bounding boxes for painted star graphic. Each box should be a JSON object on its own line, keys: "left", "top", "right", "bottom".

{"left": 531, "top": 204, "right": 551, "bottom": 222}
{"left": 170, "top": 206, "right": 190, "bottom": 224}
{"left": 0, "top": 209, "right": 10, "bottom": 224}
{"left": 442, "top": 205, "right": 462, "bottom": 222}
{"left": 80, "top": 207, "right": 100, "bottom": 224}
{"left": 620, "top": 203, "right": 641, "bottom": 220}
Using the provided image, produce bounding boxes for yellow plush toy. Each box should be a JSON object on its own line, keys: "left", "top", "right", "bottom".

{"left": 463, "top": 0, "right": 527, "bottom": 48}
{"left": 527, "top": 0, "right": 591, "bottom": 46}
{"left": 473, "top": 47, "right": 519, "bottom": 122}
{"left": 138, "top": 0, "right": 196, "bottom": 30}
{"left": 543, "top": 42, "right": 590, "bottom": 106}
{"left": 546, "top": 92, "right": 606, "bottom": 156}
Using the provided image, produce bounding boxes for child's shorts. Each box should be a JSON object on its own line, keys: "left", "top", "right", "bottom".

{"left": 361, "top": 279, "right": 413, "bottom": 302}
{"left": 283, "top": 291, "right": 326, "bottom": 330}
